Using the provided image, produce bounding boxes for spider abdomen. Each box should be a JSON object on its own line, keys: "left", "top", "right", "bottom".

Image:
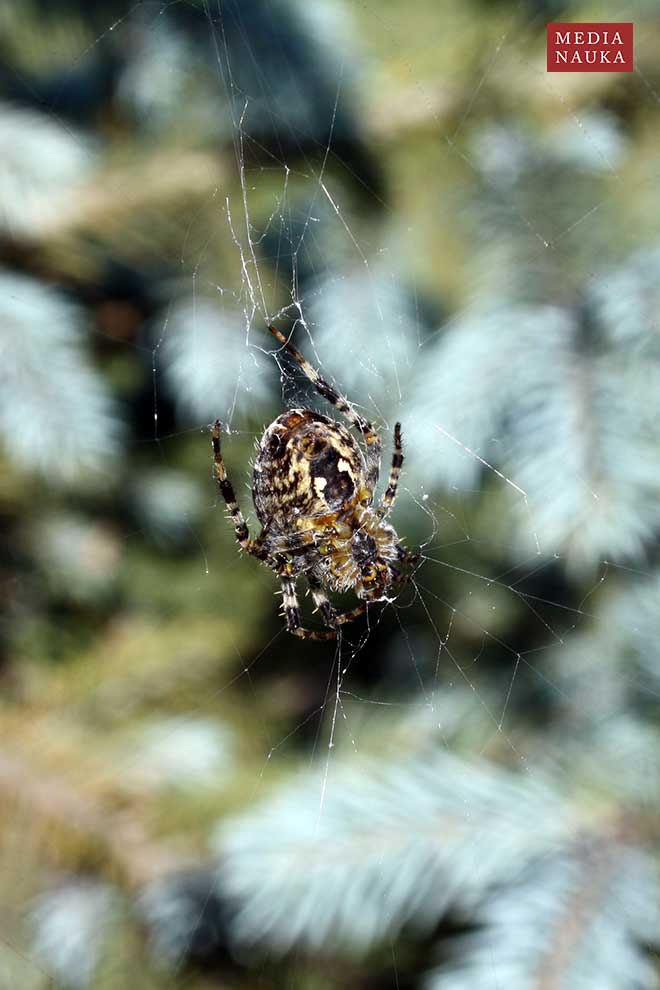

{"left": 252, "top": 409, "right": 369, "bottom": 533}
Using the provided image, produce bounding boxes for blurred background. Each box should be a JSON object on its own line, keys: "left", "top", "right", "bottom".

{"left": 2, "top": 0, "right": 660, "bottom": 987}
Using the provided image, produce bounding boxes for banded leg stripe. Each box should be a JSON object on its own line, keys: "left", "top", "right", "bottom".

{"left": 378, "top": 423, "right": 403, "bottom": 517}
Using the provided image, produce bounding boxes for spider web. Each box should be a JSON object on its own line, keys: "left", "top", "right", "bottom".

{"left": 145, "top": 0, "right": 660, "bottom": 977}
{"left": 4, "top": 1, "right": 660, "bottom": 987}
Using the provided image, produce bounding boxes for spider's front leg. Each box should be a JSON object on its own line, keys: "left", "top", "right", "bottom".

{"left": 390, "top": 544, "right": 422, "bottom": 588}
{"left": 280, "top": 569, "right": 337, "bottom": 641}
{"left": 307, "top": 574, "right": 368, "bottom": 630}
{"left": 211, "top": 420, "right": 270, "bottom": 561}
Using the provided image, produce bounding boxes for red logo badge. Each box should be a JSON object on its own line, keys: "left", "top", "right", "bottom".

{"left": 547, "top": 23, "right": 633, "bottom": 72}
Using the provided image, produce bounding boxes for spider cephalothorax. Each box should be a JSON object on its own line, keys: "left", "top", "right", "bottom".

{"left": 211, "top": 326, "right": 418, "bottom": 640}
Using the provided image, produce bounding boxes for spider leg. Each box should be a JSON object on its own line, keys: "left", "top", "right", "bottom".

{"left": 211, "top": 420, "right": 271, "bottom": 561}
{"left": 307, "top": 574, "right": 368, "bottom": 630}
{"left": 397, "top": 544, "right": 421, "bottom": 567}
{"left": 391, "top": 544, "right": 422, "bottom": 587}
{"left": 280, "top": 571, "right": 337, "bottom": 641}
{"left": 269, "top": 326, "right": 382, "bottom": 494}
{"left": 377, "top": 422, "right": 403, "bottom": 518}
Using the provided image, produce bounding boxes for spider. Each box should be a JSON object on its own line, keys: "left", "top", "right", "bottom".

{"left": 211, "top": 325, "right": 418, "bottom": 640}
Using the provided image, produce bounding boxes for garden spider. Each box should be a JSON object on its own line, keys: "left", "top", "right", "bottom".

{"left": 211, "top": 325, "right": 418, "bottom": 640}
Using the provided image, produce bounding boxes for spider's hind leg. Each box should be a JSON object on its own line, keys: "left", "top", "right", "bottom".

{"left": 269, "top": 326, "right": 382, "bottom": 493}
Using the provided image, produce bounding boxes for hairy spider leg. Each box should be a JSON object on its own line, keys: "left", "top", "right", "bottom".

{"left": 283, "top": 549, "right": 418, "bottom": 642}
{"left": 280, "top": 569, "right": 337, "bottom": 641}
{"left": 396, "top": 544, "right": 422, "bottom": 579}
{"left": 306, "top": 574, "right": 369, "bottom": 630}
{"left": 305, "top": 560, "right": 417, "bottom": 638}
{"left": 377, "top": 422, "right": 403, "bottom": 518}
{"left": 268, "top": 326, "right": 382, "bottom": 495}
{"left": 212, "top": 420, "right": 273, "bottom": 562}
